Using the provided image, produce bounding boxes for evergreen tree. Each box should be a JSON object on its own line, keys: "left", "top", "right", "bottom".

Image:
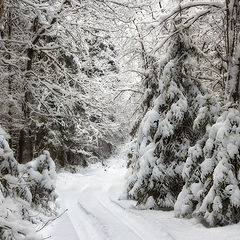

{"left": 24, "top": 150, "right": 57, "bottom": 213}
{"left": 130, "top": 55, "right": 160, "bottom": 138}
{"left": 124, "top": 31, "right": 219, "bottom": 209}
{"left": 175, "top": 107, "right": 240, "bottom": 226}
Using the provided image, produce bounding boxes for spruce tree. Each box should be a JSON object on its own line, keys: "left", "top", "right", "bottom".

{"left": 124, "top": 31, "right": 218, "bottom": 209}
{"left": 175, "top": 107, "right": 240, "bottom": 226}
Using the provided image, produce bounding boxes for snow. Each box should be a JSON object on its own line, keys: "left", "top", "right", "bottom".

{"left": 40, "top": 157, "right": 240, "bottom": 240}
{"left": 24, "top": 150, "right": 57, "bottom": 212}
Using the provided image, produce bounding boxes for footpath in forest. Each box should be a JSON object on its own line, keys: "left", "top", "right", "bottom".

{"left": 41, "top": 157, "right": 240, "bottom": 240}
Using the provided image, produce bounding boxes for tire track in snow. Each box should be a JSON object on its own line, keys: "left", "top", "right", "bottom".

{"left": 108, "top": 198, "right": 176, "bottom": 240}
{"left": 98, "top": 197, "right": 175, "bottom": 240}
{"left": 57, "top": 167, "right": 176, "bottom": 240}
{"left": 97, "top": 200, "right": 145, "bottom": 240}
{"left": 64, "top": 211, "right": 87, "bottom": 240}
{"left": 77, "top": 200, "right": 111, "bottom": 240}
{"left": 72, "top": 168, "right": 174, "bottom": 240}
{"left": 60, "top": 195, "right": 91, "bottom": 240}
{"left": 45, "top": 164, "right": 240, "bottom": 240}
{"left": 76, "top": 188, "right": 144, "bottom": 240}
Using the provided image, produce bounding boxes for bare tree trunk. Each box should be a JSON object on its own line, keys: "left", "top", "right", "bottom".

{"left": 7, "top": 10, "right": 13, "bottom": 148}
{"left": 225, "top": 0, "right": 240, "bottom": 107}
{"left": 18, "top": 18, "right": 39, "bottom": 163}
{"left": 18, "top": 3, "right": 67, "bottom": 163}
{"left": 0, "top": 0, "right": 3, "bottom": 20}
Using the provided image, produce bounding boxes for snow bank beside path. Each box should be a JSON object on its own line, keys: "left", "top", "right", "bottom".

{"left": 41, "top": 157, "right": 240, "bottom": 240}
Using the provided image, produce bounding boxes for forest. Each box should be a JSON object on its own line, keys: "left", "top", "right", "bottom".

{"left": 1, "top": 0, "right": 240, "bottom": 239}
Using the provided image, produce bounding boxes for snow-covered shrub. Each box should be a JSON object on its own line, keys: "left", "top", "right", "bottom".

{"left": 124, "top": 32, "right": 219, "bottom": 209}
{"left": 0, "top": 197, "right": 40, "bottom": 240}
{"left": 175, "top": 107, "right": 240, "bottom": 226}
{"left": 0, "top": 127, "right": 40, "bottom": 240}
{"left": 0, "top": 132, "right": 32, "bottom": 202}
{"left": 25, "top": 150, "right": 57, "bottom": 213}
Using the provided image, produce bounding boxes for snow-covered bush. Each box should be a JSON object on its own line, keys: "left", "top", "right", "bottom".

{"left": 24, "top": 151, "right": 57, "bottom": 213}
{"left": 0, "top": 127, "right": 40, "bottom": 240}
{"left": 124, "top": 31, "right": 219, "bottom": 209}
{"left": 175, "top": 107, "right": 240, "bottom": 226}
{"left": 0, "top": 131, "right": 32, "bottom": 203}
{"left": 0, "top": 125, "right": 58, "bottom": 239}
{"left": 0, "top": 197, "right": 40, "bottom": 240}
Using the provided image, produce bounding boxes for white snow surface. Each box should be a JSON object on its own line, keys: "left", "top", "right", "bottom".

{"left": 41, "top": 157, "right": 240, "bottom": 240}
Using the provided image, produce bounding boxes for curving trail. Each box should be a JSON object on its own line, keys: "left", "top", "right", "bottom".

{"left": 41, "top": 158, "right": 240, "bottom": 240}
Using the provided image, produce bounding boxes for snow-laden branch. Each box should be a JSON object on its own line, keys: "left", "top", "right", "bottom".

{"left": 158, "top": 1, "right": 224, "bottom": 25}
{"left": 20, "top": 0, "right": 49, "bottom": 9}
{"left": 153, "top": 7, "right": 220, "bottom": 53}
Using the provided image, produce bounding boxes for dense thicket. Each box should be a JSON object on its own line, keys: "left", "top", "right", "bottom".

{"left": 0, "top": 126, "right": 57, "bottom": 239}
{"left": 0, "top": 0, "right": 124, "bottom": 168}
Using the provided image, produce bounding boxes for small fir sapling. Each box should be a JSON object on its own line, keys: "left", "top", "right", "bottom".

{"left": 25, "top": 150, "right": 57, "bottom": 213}
{"left": 0, "top": 126, "right": 58, "bottom": 239}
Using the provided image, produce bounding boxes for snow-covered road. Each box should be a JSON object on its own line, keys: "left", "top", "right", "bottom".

{"left": 41, "top": 158, "right": 240, "bottom": 240}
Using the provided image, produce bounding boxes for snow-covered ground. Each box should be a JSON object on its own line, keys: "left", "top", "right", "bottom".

{"left": 41, "top": 157, "right": 240, "bottom": 240}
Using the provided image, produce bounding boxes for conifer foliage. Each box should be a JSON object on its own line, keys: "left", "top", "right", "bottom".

{"left": 175, "top": 107, "right": 240, "bottom": 226}
{"left": 0, "top": 126, "right": 57, "bottom": 239}
{"left": 0, "top": 128, "right": 35, "bottom": 239}
{"left": 125, "top": 32, "right": 219, "bottom": 209}
{"left": 24, "top": 151, "right": 57, "bottom": 212}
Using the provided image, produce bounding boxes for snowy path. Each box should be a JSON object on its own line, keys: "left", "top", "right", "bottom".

{"left": 41, "top": 158, "right": 240, "bottom": 240}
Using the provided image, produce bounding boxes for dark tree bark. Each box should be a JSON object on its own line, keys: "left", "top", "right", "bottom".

{"left": 225, "top": 0, "right": 240, "bottom": 105}
{"left": 0, "top": 0, "right": 3, "bottom": 20}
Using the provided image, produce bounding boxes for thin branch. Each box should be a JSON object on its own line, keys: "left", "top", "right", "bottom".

{"left": 154, "top": 9, "right": 211, "bottom": 53}
{"left": 36, "top": 209, "right": 68, "bottom": 232}
{"left": 158, "top": 1, "right": 224, "bottom": 26}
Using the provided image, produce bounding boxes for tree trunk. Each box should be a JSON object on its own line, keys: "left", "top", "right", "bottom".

{"left": 225, "top": 0, "right": 240, "bottom": 107}
{"left": 0, "top": 0, "right": 3, "bottom": 20}
{"left": 18, "top": 17, "right": 39, "bottom": 163}
{"left": 7, "top": 11, "right": 13, "bottom": 148}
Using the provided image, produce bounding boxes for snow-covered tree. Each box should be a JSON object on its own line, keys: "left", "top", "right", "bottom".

{"left": 124, "top": 28, "right": 219, "bottom": 209}
{"left": 80, "top": 35, "right": 118, "bottom": 78}
{"left": 175, "top": 107, "right": 240, "bottom": 226}
{"left": 225, "top": 0, "right": 240, "bottom": 105}
{"left": 0, "top": 128, "right": 32, "bottom": 204}
{"left": 0, "top": 0, "right": 125, "bottom": 167}
{"left": 173, "top": 0, "right": 240, "bottom": 227}
{"left": 130, "top": 55, "right": 160, "bottom": 137}
{"left": 24, "top": 150, "right": 57, "bottom": 213}
{"left": 0, "top": 126, "right": 40, "bottom": 240}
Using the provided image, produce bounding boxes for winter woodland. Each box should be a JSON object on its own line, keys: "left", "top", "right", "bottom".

{"left": 1, "top": 0, "right": 240, "bottom": 239}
